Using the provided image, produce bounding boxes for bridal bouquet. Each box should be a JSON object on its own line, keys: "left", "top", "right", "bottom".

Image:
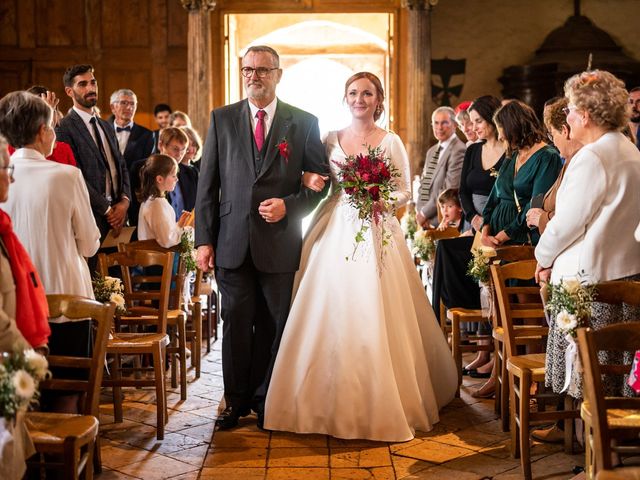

{"left": 412, "top": 228, "right": 435, "bottom": 263}
{"left": 92, "top": 275, "right": 127, "bottom": 314}
{"left": 0, "top": 350, "right": 50, "bottom": 420}
{"left": 545, "top": 278, "right": 596, "bottom": 338}
{"left": 332, "top": 145, "right": 400, "bottom": 259}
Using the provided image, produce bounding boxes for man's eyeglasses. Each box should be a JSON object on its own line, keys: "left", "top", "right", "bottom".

{"left": 241, "top": 67, "right": 279, "bottom": 78}
{"left": 117, "top": 100, "right": 136, "bottom": 107}
{"left": 0, "top": 164, "right": 15, "bottom": 177}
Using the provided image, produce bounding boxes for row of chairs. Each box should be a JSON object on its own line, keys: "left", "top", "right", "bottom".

{"left": 430, "top": 237, "right": 640, "bottom": 480}
{"left": 24, "top": 244, "right": 220, "bottom": 479}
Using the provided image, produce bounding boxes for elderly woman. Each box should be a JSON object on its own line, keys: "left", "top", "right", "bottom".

{"left": 481, "top": 100, "right": 562, "bottom": 248}
{"left": 0, "top": 135, "right": 50, "bottom": 353}
{"left": 455, "top": 101, "right": 478, "bottom": 145}
{"left": 526, "top": 97, "right": 582, "bottom": 233}
{"left": 536, "top": 70, "right": 640, "bottom": 399}
{"left": 0, "top": 92, "right": 100, "bottom": 401}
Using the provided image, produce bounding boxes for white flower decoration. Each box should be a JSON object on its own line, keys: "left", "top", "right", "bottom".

{"left": 563, "top": 278, "right": 582, "bottom": 296}
{"left": 110, "top": 293, "right": 125, "bottom": 308}
{"left": 12, "top": 369, "right": 36, "bottom": 400}
{"left": 556, "top": 310, "right": 578, "bottom": 333}
{"left": 24, "top": 349, "right": 49, "bottom": 380}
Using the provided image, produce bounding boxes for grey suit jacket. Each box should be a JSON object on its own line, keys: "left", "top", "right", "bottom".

{"left": 56, "top": 110, "right": 132, "bottom": 236}
{"left": 195, "top": 98, "right": 329, "bottom": 273}
{"left": 417, "top": 135, "right": 466, "bottom": 225}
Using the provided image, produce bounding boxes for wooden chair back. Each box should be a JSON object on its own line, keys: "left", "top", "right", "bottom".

{"left": 119, "top": 239, "right": 186, "bottom": 310}
{"left": 40, "top": 295, "right": 116, "bottom": 418}
{"left": 489, "top": 259, "right": 548, "bottom": 359}
{"left": 577, "top": 281, "right": 640, "bottom": 472}
{"left": 97, "top": 249, "right": 173, "bottom": 334}
{"left": 426, "top": 226, "right": 461, "bottom": 241}
{"left": 493, "top": 245, "right": 535, "bottom": 263}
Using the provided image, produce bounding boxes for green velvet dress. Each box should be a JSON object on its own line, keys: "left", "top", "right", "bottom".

{"left": 482, "top": 145, "right": 562, "bottom": 245}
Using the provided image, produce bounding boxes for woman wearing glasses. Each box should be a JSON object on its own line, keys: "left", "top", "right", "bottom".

{"left": 0, "top": 92, "right": 100, "bottom": 410}
{"left": 535, "top": 70, "right": 640, "bottom": 399}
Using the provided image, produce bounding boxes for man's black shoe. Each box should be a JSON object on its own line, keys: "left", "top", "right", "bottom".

{"left": 215, "top": 406, "right": 250, "bottom": 430}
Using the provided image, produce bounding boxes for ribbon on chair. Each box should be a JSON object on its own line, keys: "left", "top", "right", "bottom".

{"left": 479, "top": 281, "right": 495, "bottom": 319}
{"left": 561, "top": 334, "right": 581, "bottom": 393}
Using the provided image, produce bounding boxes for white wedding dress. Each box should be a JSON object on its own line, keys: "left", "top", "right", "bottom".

{"left": 264, "top": 131, "right": 457, "bottom": 442}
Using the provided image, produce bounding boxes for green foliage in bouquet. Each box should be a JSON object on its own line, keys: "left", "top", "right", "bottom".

{"left": 180, "top": 227, "right": 197, "bottom": 273}
{"left": 545, "top": 278, "right": 596, "bottom": 337}
{"left": 412, "top": 229, "right": 435, "bottom": 262}
{"left": 466, "top": 248, "right": 493, "bottom": 283}
{"left": 0, "top": 350, "right": 50, "bottom": 420}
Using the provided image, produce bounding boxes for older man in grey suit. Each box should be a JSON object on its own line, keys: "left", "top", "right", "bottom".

{"left": 195, "top": 46, "right": 328, "bottom": 430}
{"left": 416, "top": 106, "right": 466, "bottom": 228}
{"left": 56, "top": 64, "right": 131, "bottom": 241}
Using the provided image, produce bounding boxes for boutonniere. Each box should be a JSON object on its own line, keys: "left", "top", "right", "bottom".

{"left": 277, "top": 138, "right": 290, "bottom": 163}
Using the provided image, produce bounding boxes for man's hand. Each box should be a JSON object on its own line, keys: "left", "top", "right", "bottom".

{"left": 416, "top": 211, "right": 428, "bottom": 228}
{"left": 106, "top": 199, "right": 129, "bottom": 229}
{"left": 535, "top": 263, "right": 552, "bottom": 284}
{"left": 197, "top": 245, "right": 215, "bottom": 272}
{"left": 259, "top": 198, "right": 286, "bottom": 223}
{"left": 526, "top": 208, "right": 543, "bottom": 228}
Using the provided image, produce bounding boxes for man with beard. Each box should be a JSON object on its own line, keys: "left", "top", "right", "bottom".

{"left": 56, "top": 65, "right": 131, "bottom": 255}
{"left": 195, "top": 45, "right": 328, "bottom": 429}
{"left": 628, "top": 86, "right": 640, "bottom": 149}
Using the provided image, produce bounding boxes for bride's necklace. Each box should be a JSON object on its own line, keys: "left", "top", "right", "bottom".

{"left": 349, "top": 125, "right": 377, "bottom": 145}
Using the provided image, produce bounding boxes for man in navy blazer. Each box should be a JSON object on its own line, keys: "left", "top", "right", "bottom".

{"left": 195, "top": 46, "right": 329, "bottom": 430}
{"left": 109, "top": 88, "right": 154, "bottom": 174}
{"left": 56, "top": 65, "right": 131, "bottom": 241}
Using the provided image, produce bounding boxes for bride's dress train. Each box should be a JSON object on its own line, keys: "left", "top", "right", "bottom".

{"left": 264, "top": 131, "right": 457, "bottom": 442}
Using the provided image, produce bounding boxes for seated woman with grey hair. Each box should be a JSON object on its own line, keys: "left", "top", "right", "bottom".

{"left": 0, "top": 91, "right": 100, "bottom": 409}
{"left": 536, "top": 70, "right": 640, "bottom": 399}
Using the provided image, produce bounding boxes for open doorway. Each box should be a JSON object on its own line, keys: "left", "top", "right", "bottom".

{"left": 224, "top": 13, "right": 394, "bottom": 136}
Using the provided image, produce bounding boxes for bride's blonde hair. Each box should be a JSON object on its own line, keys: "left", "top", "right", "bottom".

{"left": 344, "top": 72, "right": 385, "bottom": 121}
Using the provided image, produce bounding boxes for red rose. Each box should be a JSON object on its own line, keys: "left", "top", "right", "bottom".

{"left": 277, "top": 140, "right": 290, "bottom": 163}
{"left": 368, "top": 185, "right": 380, "bottom": 201}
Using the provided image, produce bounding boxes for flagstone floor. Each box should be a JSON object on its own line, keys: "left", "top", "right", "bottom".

{"left": 96, "top": 337, "right": 589, "bottom": 480}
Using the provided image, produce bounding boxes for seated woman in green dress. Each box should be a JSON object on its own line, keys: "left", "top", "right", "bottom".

{"left": 481, "top": 100, "right": 562, "bottom": 248}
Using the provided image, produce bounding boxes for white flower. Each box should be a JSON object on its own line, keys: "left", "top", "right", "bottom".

{"left": 12, "top": 369, "right": 36, "bottom": 400}
{"left": 563, "top": 278, "right": 582, "bottom": 295}
{"left": 110, "top": 293, "right": 125, "bottom": 309}
{"left": 104, "top": 276, "right": 123, "bottom": 291}
{"left": 24, "top": 349, "right": 49, "bottom": 380}
{"left": 556, "top": 310, "right": 578, "bottom": 333}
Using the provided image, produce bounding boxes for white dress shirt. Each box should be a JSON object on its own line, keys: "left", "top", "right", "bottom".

{"left": 138, "top": 196, "right": 183, "bottom": 248}
{"left": 248, "top": 97, "right": 278, "bottom": 138}
{"left": 5, "top": 148, "right": 101, "bottom": 311}
{"left": 114, "top": 120, "right": 133, "bottom": 155}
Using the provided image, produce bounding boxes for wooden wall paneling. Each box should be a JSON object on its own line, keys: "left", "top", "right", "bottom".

{"left": 149, "top": 0, "right": 169, "bottom": 124}
{"left": 219, "top": 0, "right": 313, "bottom": 12}
{"left": 101, "top": 0, "right": 150, "bottom": 48}
{"left": 101, "top": 68, "right": 150, "bottom": 118}
{"left": 0, "top": 0, "right": 19, "bottom": 46}
{"left": 168, "top": 68, "right": 188, "bottom": 113}
{"left": 17, "top": 0, "right": 36, "bottom": 48}
{"left": 31, "top": 63, "right": 70, "bottom": 102}
{"left": 168, "top": 0, "right": 188, "bottom": 48}
{"left": 0, "top": 62, "right": 31, "bottom": 97}
{"left": 36, "top": 0, "right": 86, "bottom": 47}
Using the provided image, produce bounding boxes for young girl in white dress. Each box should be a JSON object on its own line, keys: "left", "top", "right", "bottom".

{"left": 137, "top": 154, "right": 190, "bottom": 247}
{"left": 264, "top": 72, "right": 457, "bottom": 442}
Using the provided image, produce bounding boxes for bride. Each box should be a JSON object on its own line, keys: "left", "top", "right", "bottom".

{"left": 264, "top": 72, "right": 457, "bottom": 442}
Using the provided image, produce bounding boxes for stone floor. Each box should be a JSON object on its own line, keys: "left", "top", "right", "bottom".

{"left": 96, "top": 338, "right": 588, "bottom": 480}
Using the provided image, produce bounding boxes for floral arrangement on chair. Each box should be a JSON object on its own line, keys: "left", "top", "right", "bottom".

{"left": 545, "top": 277, "right": 596, "bottom": 392}
{"left": 412, "top": 229, "right": 435, "bottom": 263}
{"left": 92, "top": 275, "right": 127, "bottom": 314}
{"left": 179, "top": 226, "right": 197, "bottom": 274}
{"left": 466, "top": 247, "right": 496, "bottom": 284}
{"left": 0, "top": 350, "right": 50, "bottom": 421}
{"left": 400, "top": 209, "right": 418, "bottom": 241}
{"left": 545, "top": 278, "right": 596, "bottom": 338}
{"left": 332, "top": 145, "right": 400, "bottom": 260}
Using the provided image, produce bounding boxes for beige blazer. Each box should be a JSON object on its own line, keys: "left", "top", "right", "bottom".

{"left": 535, "top": 132, "right": 640, "bottom": 283}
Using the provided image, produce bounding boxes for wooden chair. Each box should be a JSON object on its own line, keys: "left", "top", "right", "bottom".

{"left": 596, "top": 467, "right": 640, "bottom": 480}
{"left": 120, "top": 240, "right": 195, "bottom": 397}
{"left": 577, "top": 283, "right": 640, "bottom": 479}
{"left": 98, "top": 249, "right": 172, "bottom": 440}
{"left": 196, "top": 269, "right": 219, "bottom": 351}
{"left": 491, "top": 259, "right": 578, "bottom": 480}
{"left": 25, "top": 295, "right": 116, "bottom": 480}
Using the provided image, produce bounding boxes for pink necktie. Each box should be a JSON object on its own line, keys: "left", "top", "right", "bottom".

{"left": 255, "top": 110, "right": 266, "bottom": 151}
